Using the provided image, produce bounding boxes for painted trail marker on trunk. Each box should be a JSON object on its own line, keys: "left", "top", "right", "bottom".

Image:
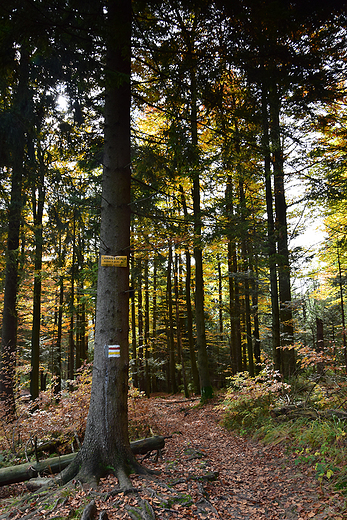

{"left": 108, "top": 345, "right": 120, "bottom": 358}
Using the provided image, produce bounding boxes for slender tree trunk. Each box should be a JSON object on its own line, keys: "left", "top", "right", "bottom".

{"left": 54, "top": 275, "right": 64, "bottom": 397}
{"left": 0, "top": 47, "right": 29, "bottom": 417}
{"left": 174, "top": 251, "right": 189, "bottom": 398}
{"left": 189, "top": 49, "right": 212, "bottom": 400}
{"left": 239, "top": 180, "right": 254, "bottom": 377}
{"left": 316, "top": 317, "right": 324, "bottom": 375}
{"left": 68, "top": 212, "right": 76, "bottom": 380}
{"left": 144, "top": 258, "right": 151, "bottom": 397}
{"left": 30, "top": 164, "right": 45, "bottom": 401}
{"left": 217, "top": 254, "right": 223, "bottom": 342}
{"left": 137, "top": 258, "right": 144, "bottom": 391}
{"left": 226, "top": 177, "right": 242, "bottom": 374}
{"left": 130, "top": 252, "right": 138, "bottom": 388}
{"left": 261, "top": 81, "right": 281, "bottom": 372}
{"left": 270, "top": 83, "right": 295, "bottom": 377}
{"left": 251, "top": 252, "right": 261, "bottom": 373}
{"left": 75, "top": 235, "right": 85, "bottom": 370}
{"left": 179, "top": 186, "right": 200, "bottom": 394}
{"left": 337, "top": 246, "right": 347, "bottom": 370}
{"left": 151, "top": 255, "right": 158, "bottom": 392}
{"left": 217, "top": 253, "right": 223, "bottom": 387}
{"left": 167, "top": 245, "right": 177, "bottom": 394}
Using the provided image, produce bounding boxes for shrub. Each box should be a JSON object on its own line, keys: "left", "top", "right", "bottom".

{"left": 220, "top": 368, "right": 290, "bottom": 434}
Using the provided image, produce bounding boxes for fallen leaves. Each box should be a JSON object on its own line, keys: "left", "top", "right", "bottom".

{"left": 1, "top": 394, "right": 346, "bottom": 520}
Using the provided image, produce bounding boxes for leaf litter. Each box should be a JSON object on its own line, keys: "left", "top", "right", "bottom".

{"left": 0, "top": 394, "right": 346, "bottom": 519}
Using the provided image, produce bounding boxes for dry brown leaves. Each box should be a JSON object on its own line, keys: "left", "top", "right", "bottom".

{"left": 1, "top": 394, "right": 346, "bottom": 520}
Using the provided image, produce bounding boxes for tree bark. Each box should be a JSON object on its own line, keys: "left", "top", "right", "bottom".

{"left": 130, "top": 251, "right": 138, "bottom": 388}
{"left": 137, "top": 258, "right": 145, "bottom": 391}
{"left": 0, "top": 46, "right": 29, "bottom": 418}
{"left": 167, "top": 244, "right": 177, "bottom": 394}
{"left": 261, "top": 81, "right": 281, "bottom": 373}
{"left": 68, "top": 211, "right": 76, "bottom": 380}
{"left": 0, "top": 437, "right": 165, "bottom": 487}
{"left": 30, "top": 152, "right": 45, "bottom": 401}
{"left": 174, "top": 251, "right": 189, "bottom": 398}
{"left": 270, "top": 82, "right": 295, "bottom": 377}
{"left": 226, "top": 178, "right": 242, "bottom": 374}
{"left": 189, "top": 42, "right": 212, "bottom": 400}
{"left": 144, "top": 258, "right": 151, "bottom": 397}
{"left": 179, "top": 186, "right": 200, "bottom": 394}
{"left": 59, "top": 0, "right": 140, "bottom": 488}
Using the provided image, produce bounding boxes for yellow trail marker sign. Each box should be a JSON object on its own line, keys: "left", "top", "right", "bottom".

{"left": 101, "top": 255, "right": 127, "bottom": 267}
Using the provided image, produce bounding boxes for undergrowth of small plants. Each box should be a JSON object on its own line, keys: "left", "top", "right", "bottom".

{"left": 220, "top": 361, "right": 347, "bottom": 494}
{"left": 0, "top": 362, "right": 159, "bottom": 468}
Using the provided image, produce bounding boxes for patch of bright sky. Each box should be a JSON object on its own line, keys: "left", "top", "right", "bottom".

{"left": 57, "top": 94, "right": 68, "bottom": 111}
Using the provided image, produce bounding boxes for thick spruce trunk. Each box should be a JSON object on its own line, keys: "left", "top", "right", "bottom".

{"left": 60, "top": 0, "right": 141, "bottom": 488}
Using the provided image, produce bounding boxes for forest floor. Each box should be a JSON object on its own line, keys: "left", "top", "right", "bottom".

{"left": 0, "top": 394, "right": 347, "bottom": 519}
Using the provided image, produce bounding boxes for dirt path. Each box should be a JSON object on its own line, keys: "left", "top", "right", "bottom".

{"left": 0, "top": 395, "right": 346, "bottom": 520}
{"left": 139, "top": 395, "right": 346, "bottom": 520}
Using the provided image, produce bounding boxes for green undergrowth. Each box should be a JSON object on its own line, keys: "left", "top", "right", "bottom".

{"left": 220, "top": 368, "right": 347, "bottom": 494}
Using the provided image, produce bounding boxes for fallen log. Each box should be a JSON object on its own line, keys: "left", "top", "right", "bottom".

{"left": 0, "top": 435, "right": 165, "bottom": 487}
{"left": 130, "top": 435, "right": 164, "bottom": 455}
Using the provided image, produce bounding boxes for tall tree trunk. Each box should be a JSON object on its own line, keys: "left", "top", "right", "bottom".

{"left": 217, "top": 253, "right": 223, "bottom": 387}
{"left": 174, "top": 251, "right": 189, "bottom": 398}
{"left": 337, "top": 246, "right": 347, "bottom": 370}
{"left": 0, "top": 46, "right": 29, "bottom": 417}
{"left": 179, "top": 186, "right": 200, "bottom": 394}
{"left": 151, "top": 255, "right": 158, "bottom": 392}
{"left": 137, "top": 258, "right": 144, "bottom": 391}
{"left": 261, "top": 81, "right": 281, "bottom": 372}
{"left": 68, "top": 212, "right": 76, "bottom": 380}
{"left": 130, "top": 252, "right": 138, "bottom": 388}
{"left": 60, "top": 0, "right": 140, "bottom": 487}
{"left": 30, "top": 160, "right": 45, "bottom": 401}
{"left": 53, "top": 223, "right": 64, "bottom": 397}
{"left": 239, "top": 180, "right": 254, "bottom": 376}
{"left": 144, "top": 258, "right": 151, "bottom": 397}
{"left": 54, "top": 275, "right": 64, "bottom": 397}
{"left": 75, "top": 235, "right": 86, "bottom": 370}
{"left": 189, "top": 45, "right": 212, "bottom": 400}
{"left": 167, "top": 245, "right": 177, "bottom": 394}
{"left": 226, "top": 178, "right": 242, "bottom": 373}
{"left": 217, "top": 254, "right": 223, "bottom": 343}
{"left": 270, "top": 83, "right": 295, "bottom": 377}
{"left": 250, "top": 251, "right": 261, "bottom": 373}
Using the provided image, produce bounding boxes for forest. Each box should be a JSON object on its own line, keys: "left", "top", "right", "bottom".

{"left": 1, "top": 0, "right": 347, "bottom": 514}
{"left": 1, "top": 0, "right": 345, "bottom": 400}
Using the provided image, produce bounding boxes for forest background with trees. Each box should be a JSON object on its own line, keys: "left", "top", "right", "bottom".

{"left": 1, "top": 0, "right": 347, "bottom": 476}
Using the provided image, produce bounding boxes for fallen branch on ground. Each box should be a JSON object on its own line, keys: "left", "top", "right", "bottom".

{"left": 0, "top": 436, "right": 165, "bottom": 487}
